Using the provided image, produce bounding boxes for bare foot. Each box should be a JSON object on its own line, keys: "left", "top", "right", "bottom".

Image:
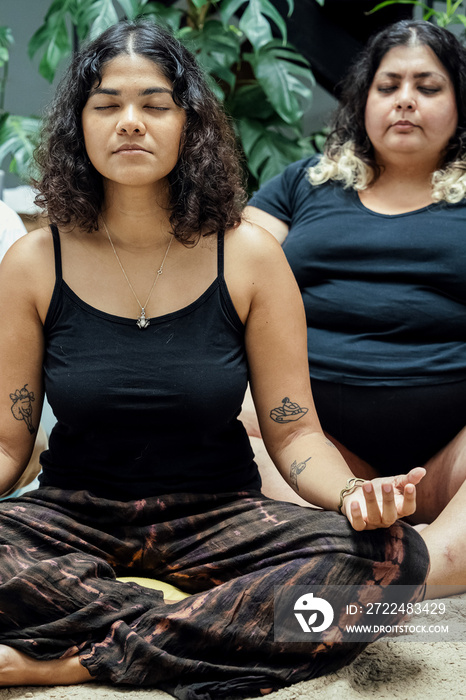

{"left": 0, "top": 645, "right": 93, "bottom": 686}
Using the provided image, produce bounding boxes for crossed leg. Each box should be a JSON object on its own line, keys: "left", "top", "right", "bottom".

{"left": 0, "top": 488, "right": 428, "bottom": 690}
{"left": 412, "top": 426, "right": 466, "bottom": 594}
{"left": 256, "top": 426, "right": 466, "bottom": 595}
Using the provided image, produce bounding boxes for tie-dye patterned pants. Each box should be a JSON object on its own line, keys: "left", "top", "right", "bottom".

{"left": 0, "top": 487, "right": 429, "bottom": 699}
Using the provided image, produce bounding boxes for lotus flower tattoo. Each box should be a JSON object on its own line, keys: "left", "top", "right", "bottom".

{"left": 10, "top": 384, "right": 35, "bottom": 434}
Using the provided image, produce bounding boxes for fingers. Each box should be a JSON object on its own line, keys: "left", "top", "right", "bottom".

{"left": 348, "top": 500, "right": 367, "bottom": 531}
{"left": 396, "top": 467, "right": 426, "bottom": 488}
{"left": 381, "top": 482, "right": 398, "bottom": 523}
{"left": 396, "top": 481, "right": 417, "bottom": 517}
{"left": 346, "top": 480, "right": 411, "bottom": 530}
{"left": 364, "top": 481, "right": 397, "bottom": 527}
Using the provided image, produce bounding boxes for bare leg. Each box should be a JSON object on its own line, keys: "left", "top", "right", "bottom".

{"left": 335, "top": 431, "right": 466, "bottom": 595}
{"left": 256, "top": 418, "right": 466, "bottom": 596}
{"left": 0, "top": 645, "right": 93, "bottom": 686}
{"left": 412, "top": 428, "right": 466, "bottom": 596}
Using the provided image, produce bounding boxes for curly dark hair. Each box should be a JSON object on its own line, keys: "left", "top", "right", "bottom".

{"left": 33, "top": 20, "right": 246, "bottom": 242}
{"left": 325, "top": 19, "right": 466, "bottom": 179}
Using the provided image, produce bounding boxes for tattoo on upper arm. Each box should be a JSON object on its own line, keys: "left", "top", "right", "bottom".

{"left": 10, "top": 384, "right": 36, "bottom": 435}
{"left": 270, "top": 397, "right": 308, "bottom": 423}
{"left": 290, "top": 456, "right": 312, "bottom": 492}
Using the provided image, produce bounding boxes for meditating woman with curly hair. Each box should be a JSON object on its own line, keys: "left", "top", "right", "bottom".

{"left": 0, "top": 19, "right": 428, "bottom": 699}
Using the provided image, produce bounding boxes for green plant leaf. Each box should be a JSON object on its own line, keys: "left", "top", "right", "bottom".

{"left": 71, "top": 0, "right": 96, "bottom": 40}
{"left": 38, "top": 18, "right": 71, "bottom": 83}
{"left": 239, "top": 0, "right": 289, "bottom": 48}
{"left": 28, "top": 0, "right": 76, "bottom": 81}
{"left": 220, "top": 0, "right": 247, "bottom": 23}
{"left": 183, "top": 20, "right": 240, "bottom": 90}
{"left": 140, "top": 2, "right": 184, "bottom": 32}
{"left": 367, "top": 1, "right": 436, "bottom": 16}
{"left": 446, "top": 13, "right": 466, "bottom": 27}
{"left": 116, "top": 0, "right": 142, "bottom": 19}
{"left": 221, "top": 0, "right": 293, "bottom": 24}
{"left": 88, "top": 0, "right": 120, "bottom": 40}
{"left": 190, "top": 0, "right": 212, "bottom": 8}
{"left": 245, "top": 42, "right": 313, "bottom": 124}
{"left": 0, "top": 26, "right": 14, "bottom": 50}
{"left": 0, "top": 48, "right": 9, "bottom": 68}
{"left": 0, "top": 114, "right": 41, "bottom": 179}
{"left": 28, "top": 24, "right": 51, "bottom": 62}
{"left": 228, "top": 84, "right": 275, "bottom": 120}
{"left": 239, "top": 0, "right": 272, "bottom": 50}
{"left": 238, "top": 117, "right": 314, "bottom": 183}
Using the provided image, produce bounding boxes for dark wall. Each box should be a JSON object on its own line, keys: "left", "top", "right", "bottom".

{"left": 273, "top": 0, "right": 414, "bottom": 96}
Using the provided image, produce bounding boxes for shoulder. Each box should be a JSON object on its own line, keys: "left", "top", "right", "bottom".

{"left": 224, "top": 220, "right": 298, "bottom": 323}
{"left": 225, "top": 219, "right": 286, "bottom": 267}
{"left": 248, "top": 155, "right": 331, "bottom": 220}
{"left": 0, "top": 202, "right": 27, "bottom": 259}
{"left": 0, "top": 226, "right": 56, "bottom": 319}
{"left": 1, "top": 225, "right": 54, "bottom": 270}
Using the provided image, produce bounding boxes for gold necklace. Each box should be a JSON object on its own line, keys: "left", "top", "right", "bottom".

{"left": 102, "top": 218, "right": 173, "bottom": 329}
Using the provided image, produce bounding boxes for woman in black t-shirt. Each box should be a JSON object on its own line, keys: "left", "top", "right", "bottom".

{"left": 245, "top": 19, "right": 466, "bottom": 597}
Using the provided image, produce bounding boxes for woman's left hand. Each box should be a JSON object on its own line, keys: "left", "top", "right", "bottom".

{"left": 341, "top": 467, "right": 426, "bottom": 530}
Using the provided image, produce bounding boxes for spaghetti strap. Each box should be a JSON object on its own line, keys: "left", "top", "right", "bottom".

{"left": 217, "top": 230, "right": 225, "bottom": 279}
{"left": 49, "top": 224, "right": 63, "bottom": 283}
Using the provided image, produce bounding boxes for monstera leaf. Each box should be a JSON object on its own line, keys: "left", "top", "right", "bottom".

{"left": 245, "top": 40, "right": 314, "bottom": 125}
{"left": 237, "top": 116, "right": 315, "bottom": 185}
{"left": 0, "top": 114, "right": 41, "bottom": 179}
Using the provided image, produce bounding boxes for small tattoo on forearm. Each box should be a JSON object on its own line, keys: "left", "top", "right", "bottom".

{"left": 10, "top": 384, "right": 36, "bottom": 435}
{"left": 270, "top": 397, "right": 308, "bottom": 423}
{"left": 290, "top": 456, "right": 312, "bottom": 492}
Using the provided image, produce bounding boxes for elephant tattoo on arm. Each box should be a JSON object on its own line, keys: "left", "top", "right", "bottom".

{"left": 10, "top": 384, "right": 36, "bottom": 435}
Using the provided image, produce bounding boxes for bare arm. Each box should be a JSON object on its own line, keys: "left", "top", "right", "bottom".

{"left": 243, "top": 206, "right": 289, "bottom": 245}
{"left": 238, "top": 207, "right": 289, "bottom": 436}
{"left": 227, "top": 222, "right": 423, "bottom": 528}
{"left": 0, "top": 231, "right": 52, "bottom": 493}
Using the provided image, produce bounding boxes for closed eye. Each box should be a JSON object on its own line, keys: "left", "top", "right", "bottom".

{"left": 418, "top": 86, "right": 441, "bottom": 94}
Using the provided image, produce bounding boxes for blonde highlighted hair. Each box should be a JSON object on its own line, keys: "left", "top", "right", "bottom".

{"left": 308, "top": 146, "right": 466, "bottom": 204}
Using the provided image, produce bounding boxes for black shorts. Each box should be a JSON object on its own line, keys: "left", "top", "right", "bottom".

{"left": 311, "top": 377, "right": 466, "bottom": 476}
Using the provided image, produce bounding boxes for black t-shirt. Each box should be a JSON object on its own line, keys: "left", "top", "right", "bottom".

{"left": 249, "top": 157, "right": 466, "bottom": 386}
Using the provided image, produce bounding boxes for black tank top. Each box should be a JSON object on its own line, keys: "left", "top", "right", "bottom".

{"left": 40, "top": 226, "right": 259, "bottom": 500}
